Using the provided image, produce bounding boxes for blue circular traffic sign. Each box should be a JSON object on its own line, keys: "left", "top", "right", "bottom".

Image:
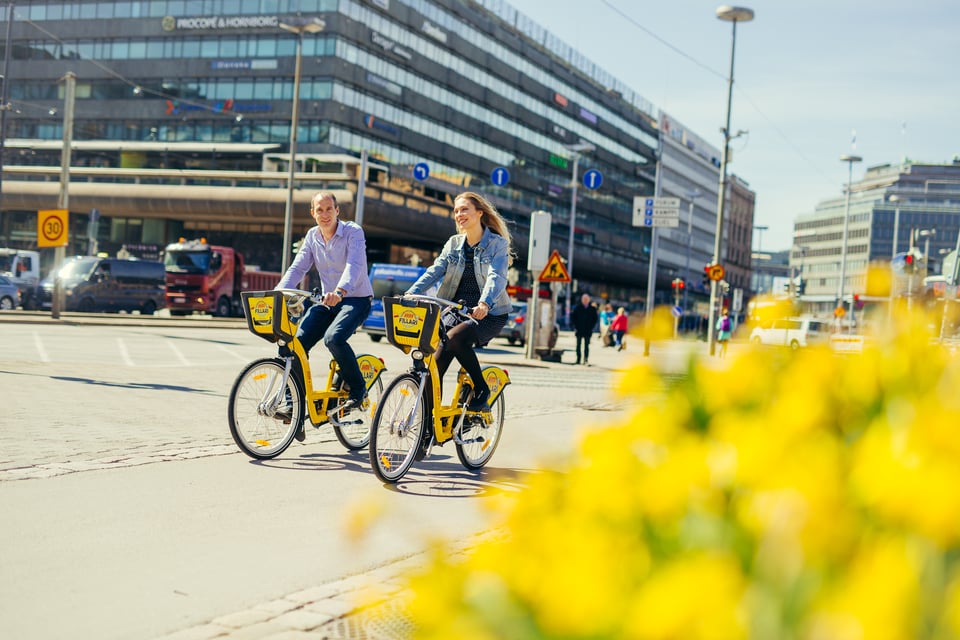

{"left": 582, "top": 169, "right": 603, "bottom": 190}
{"left": 413, "top": 162, "right": 430, "bottom": 182}
{"left": 490, "top": 166, "right": 510, "bottom": 186}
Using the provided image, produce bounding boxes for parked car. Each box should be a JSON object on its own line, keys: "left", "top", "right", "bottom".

{"left": 497, "top": 301, "right": 560, "bottom": 349}
{"left": 38, "top": 256, "right": 166, "bottom": 314}
{"left": 749, "top": 316, "right": 829, "bottom": 349}
{"left": 499, "top": 301, "right": 528, "bottom": 346}
{"left": 0, "top": 274, "right": 20, "bottom": 309}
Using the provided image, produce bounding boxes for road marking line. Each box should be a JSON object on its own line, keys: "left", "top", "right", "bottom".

{"left": 166, "top": 340, "right": 191, "bottom": 366}
{"left": 216, "top": 344, "right": 252, "bottom": 363}
{"left": 32, "top": 332, "right": 50, "bottom": 362}
{"left": 116, "top": 338, "right": 135, "bottom": 366}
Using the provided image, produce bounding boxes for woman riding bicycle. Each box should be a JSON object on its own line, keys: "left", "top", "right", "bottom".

{"left": 405, "top": 192, "right": 513, "bottom": 412}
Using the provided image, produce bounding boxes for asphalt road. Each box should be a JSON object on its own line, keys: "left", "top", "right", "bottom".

{"left": 1, "top": 315, "right": 687, "bottom": 639}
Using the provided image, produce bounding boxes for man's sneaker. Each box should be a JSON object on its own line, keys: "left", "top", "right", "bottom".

{"left": 466, "top": 387, "right": 490, "bottom": 412}
{"left": 339, "top": 394, "right": 367, "bottom": 414}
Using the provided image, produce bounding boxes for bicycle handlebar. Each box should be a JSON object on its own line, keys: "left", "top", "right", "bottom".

{"left": 401, "top": 293, "right": 476, "bottom": 322}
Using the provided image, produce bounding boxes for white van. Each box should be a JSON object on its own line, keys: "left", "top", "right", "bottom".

{"left": 749, "top": 317, "right": 829, "bottom": 349}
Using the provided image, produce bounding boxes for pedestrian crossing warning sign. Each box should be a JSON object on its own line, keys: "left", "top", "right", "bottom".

{"left": 538, "top": 250, "right": 571, "bottom": 283}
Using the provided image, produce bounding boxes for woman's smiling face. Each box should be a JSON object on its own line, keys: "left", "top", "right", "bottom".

{"left": 453, "top": 196, "right": 482, "bottom": 233}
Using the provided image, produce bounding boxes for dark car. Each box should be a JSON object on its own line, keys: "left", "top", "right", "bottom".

{"left": 499, "top": 302, "right": 528, "bottom": 346}
{"left": 497, "top": 301, "right": 560, "bottom": 349}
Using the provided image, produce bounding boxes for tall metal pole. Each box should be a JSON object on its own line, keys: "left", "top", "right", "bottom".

{"left": 355, "top": 148, "right": 368, "bottom": 227}
{"left": 683, "top": 190, "right": 700, "bottom": 313}
{"left": 281, "top": 31, "right": 304, "bottom": 274}
{"left": 0, "top": 1, "right": 16, "bottom": 222}
{"left": 890, "top": 194, "right": 901, "bottom": 260}
{"left": 564, "top": 152, "right": 580, "bottom": 330}
{"left": 643, "top": 134, "right": 663, "bottom": 356}
{"left": 51, "top": 72, "right": 75, "bottom": 319}
{"left": 837, "top": 154, "right": 862, "bottom": 329}
{"left": 708, "top": 6, "right": 753, "bottom": 356}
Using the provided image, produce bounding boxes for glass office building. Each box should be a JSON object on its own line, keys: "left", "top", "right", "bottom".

{"left": 2, "top": 0, "right": 667, "bottom": 302}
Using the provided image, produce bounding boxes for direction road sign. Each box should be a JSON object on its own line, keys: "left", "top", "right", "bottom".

{"left": 582, "top": 169, "right": 603, "bottom": 190}
{"left": 642, "top": 217, "right": 680, "bottom": 228}
{"left": 413, "top": 162, "right": 430, "bottom": 181}
{"left": 646, "top": 207, "right": 681, "bottom": 217}
{"left": 491, "top": 166, "right": 510, "bottom": 186}
{"left": 642, "top": 197, "right": 681, "bottom": 208}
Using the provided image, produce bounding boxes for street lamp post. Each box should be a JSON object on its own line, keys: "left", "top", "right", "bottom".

{"left": 279, "top": 16, "right": 325, "bottom": 274}
{"left": 684, "top": 189, "right": 701, "bottom": 313}
{"left": 889, "top": 194, "right": 901, "bottom": 259}
{"left": 837, "top": 153, "right": 862, "bottom": 327}
{"left": 708, "top": 5, "right": 754, "bottom": 356}
{"left": 563, "top": 141, "right": 595, "bottom": 328}
{"left": 916, "top": 228, "right": 936, "bottom": 277}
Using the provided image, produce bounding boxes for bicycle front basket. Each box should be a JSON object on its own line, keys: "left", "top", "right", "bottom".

{"left": 383, "top": 296, "right": 441, "bottom": 354}
{"left": 241, "top": 290, "right": 295, "bottom": 343}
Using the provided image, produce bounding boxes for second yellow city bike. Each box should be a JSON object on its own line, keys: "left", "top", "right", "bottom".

{"left": 369, "top": 294, "right": 510, "bottom": 483}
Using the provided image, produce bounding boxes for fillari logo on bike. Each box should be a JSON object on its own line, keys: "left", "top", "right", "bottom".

{"left": 486, "top": 371, "right": 500, "bottom": 394}
{"left": 360, "top": 360, "right": 373, "bottom": 380}
{"left": 396, "top": 308, "right": 425, "bottom": 331}
{"left": 250, "top": 298, "right": 273, "bottom": 326}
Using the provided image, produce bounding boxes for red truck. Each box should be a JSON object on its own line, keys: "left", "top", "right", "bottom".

{"left": 163, "top": 238, "right": 282, "bottom": 316}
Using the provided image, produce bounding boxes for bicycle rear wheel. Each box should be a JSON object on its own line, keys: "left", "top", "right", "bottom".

{"left": 369, "top": 373, "right": 429, "bottom": 483}
{"left": 228, "top": 358, "right": 305, "bottom": 459}
{"left": 456, "top": 391, "right": 505, "bottom": 470}
{"left": 332, "top": 376, "right": 383, "bottom": 451}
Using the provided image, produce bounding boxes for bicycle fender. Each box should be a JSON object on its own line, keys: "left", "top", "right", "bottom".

{"left": 480, "top": 365, "right": 510, "bottom": 405}
{"left": 356, "top": 354, "right": 386, "bottom": 391}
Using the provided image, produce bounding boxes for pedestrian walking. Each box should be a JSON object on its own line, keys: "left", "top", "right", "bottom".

{"left": 610, "top": 306, "right": 628, "bottom": 351}
{"left": 717, "top": 308, "right": 732, "bottom": 357}
{"left": 599, "top": 303, "right": 615, "bottom": 347}
{"left": 571, "top": 293, "right": 599, "bottom": 365}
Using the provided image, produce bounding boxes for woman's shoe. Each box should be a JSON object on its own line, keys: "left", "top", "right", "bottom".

{"left": 466, "top": 386, "right": 491, "bottom": 412}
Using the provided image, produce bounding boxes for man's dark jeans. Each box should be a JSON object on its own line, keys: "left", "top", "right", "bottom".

{"left": 575, "top": 332, "right": 591, "bottom": 364}
{"left": 295, "top": 296, "right": 372, "bottom": 401}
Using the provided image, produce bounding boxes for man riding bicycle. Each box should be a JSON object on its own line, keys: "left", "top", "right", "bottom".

{"left": 275, "top": 191, "right": 374, "bottom": 433}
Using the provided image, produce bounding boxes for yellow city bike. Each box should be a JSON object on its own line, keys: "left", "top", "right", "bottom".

{"left": 369, "top": 294, "right": 509, "bottom": 483}
{"left": 228, "top": 288, "right": 385, "bottom": 459}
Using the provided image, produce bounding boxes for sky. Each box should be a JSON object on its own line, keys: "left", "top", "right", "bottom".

{"left": 506, "top": 0, "right": 960, "bottom": 252}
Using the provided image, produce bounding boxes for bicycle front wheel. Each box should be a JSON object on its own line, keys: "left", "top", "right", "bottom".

{"left": 333, "top": 376, "right": 383, "bottom": 451}
{"left": 456, "top": 391, "right": 505, "bottom": 470}
{"left": 228, "top": 358, "right": 305, "bottom": 459}
{"left": 369, "top": 373, "right": 429, "bottom": 483}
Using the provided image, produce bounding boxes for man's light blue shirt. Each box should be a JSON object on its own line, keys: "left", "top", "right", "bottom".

{"left": 277, "top": 220, "right": 373, "bottom": 297}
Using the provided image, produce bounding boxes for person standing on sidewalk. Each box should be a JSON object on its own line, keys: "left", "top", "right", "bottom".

{"left": 571, "top": 293, "right": 599, "bottom": 365}
{"left": 716, "top": 308, "right": 732, "bottom": 357}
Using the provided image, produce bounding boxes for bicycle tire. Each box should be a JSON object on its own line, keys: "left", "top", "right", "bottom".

{"left": 369, "top": 372, "right": 429, "bottom": 483}
{"left": 228, "top": 358, "right": 305, "bottom": 459}
{"left": 332, "top": 376, "right": 384, "bottom": 451}
{"left": 456, "top": 391, "right": 505, "bottom": 470}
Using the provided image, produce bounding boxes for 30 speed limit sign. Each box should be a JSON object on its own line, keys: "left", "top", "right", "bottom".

{"left": 38, "top": 209, "right": 69, "bottom": 248}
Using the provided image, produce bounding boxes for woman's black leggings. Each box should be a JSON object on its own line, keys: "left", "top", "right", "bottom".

{"left": 434, "top": 321, "right": 488, "bottom": 394}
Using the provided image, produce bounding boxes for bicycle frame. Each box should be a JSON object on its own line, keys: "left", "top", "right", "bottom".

{"left": 382, "top": 294, "right": 510, "bottom": 446}
{"left": 242, "top": 289, "right": 385, "bottom": 426}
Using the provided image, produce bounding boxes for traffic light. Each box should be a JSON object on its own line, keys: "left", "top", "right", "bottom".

{"left": 903, "top": 252, "right": 915, "bottom": 273}
{"left": 798, "top": 279, "right": 806, "bottom": 295}
{"left": 671, "top": 278, "right": 685, "bottom": 291}
{"left": 702, "top": 264, "right": 712, "bottom": 289}
{"left": 854, "top": 293, "right": 864, "bottom": 310}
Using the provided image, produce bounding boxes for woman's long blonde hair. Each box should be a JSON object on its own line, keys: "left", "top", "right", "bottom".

{"left": 455, "top": 192, "right": 512, "bottom": 244}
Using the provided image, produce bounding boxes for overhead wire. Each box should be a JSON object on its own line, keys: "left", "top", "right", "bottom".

{"left": 600, "top": 0, "right": 837, "bottom": 187}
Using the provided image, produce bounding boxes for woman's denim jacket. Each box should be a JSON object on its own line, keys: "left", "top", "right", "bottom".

{"left": 406, "top": 227, "right": 513, "bottom": 316}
